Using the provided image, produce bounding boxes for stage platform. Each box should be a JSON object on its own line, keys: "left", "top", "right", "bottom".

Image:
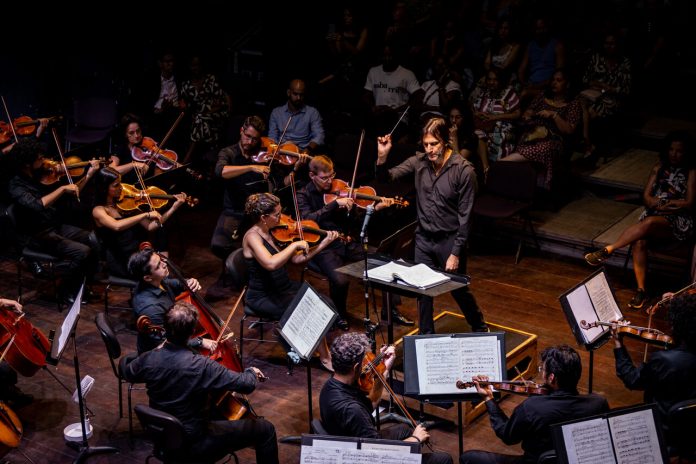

{"left": 390, "top": 311, "right": 537, "bottom": 425}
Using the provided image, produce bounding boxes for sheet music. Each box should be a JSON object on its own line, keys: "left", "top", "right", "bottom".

{"left": 609, "top": 409, "right": 662, "bottom": 464}
{"left": 561, "top": 418, "right": 616, "bottom": 464}
{"left": 415, "top": 336, "right": 501, "bottom": 395}
{"left": 585, "top": 273, "right": 622, "bottom": 323}
{"left": 301, "top": 447, "right": 421, "bottom": 464}
{"left": 51, "top": 284, "right": 83, "bottom": 360}
{"left": 281, "top": 288, "right": 334, "bottom": 359}
{"left": 367, "top": 261, "right": 450, "bottom": 289}
{"left": 565, "top": 286, "right": 603, "bottom": 345}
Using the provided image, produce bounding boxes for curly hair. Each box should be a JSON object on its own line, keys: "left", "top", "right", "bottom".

{"left": 244, "top": 192, "right": 280, "bottom": 223}
{"left": 330, "top": 332, "right": 372, "bottom": 375}
{"left": 9, "top": 138, "right": 46, "bottom": 168}
{"left": 540, "top": 344, "right": 582, "bottom": 392}
{"left": 668, "top": 292, "right": 696, "bottom": 351}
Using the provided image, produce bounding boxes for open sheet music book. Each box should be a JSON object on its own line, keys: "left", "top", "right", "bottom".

{"left": 552, "top": 404, "right": 666, "bottom": 464}
{"left": 367, "top": 261, "right": 450, "bottom": 289}
{"left": 559, "top": 269, "right": 623, "bottom": 348}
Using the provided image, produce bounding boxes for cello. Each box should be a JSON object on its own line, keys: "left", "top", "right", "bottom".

{"left": 0, "top": 307, "right": 51, "bottom": 378}
{"left": 0, "top": 402, "right": 22, "bottom": 459}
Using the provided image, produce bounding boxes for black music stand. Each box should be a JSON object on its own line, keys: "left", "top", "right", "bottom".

{"left": 336, "top": 255, "right": 469, "bottom": 426}
{"left": 46, "top": 284, "right": 119, "bottom": 463}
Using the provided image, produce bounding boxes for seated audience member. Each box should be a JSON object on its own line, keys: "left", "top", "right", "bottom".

{"left": 459, "top": 345, "right": 609, "bottom": 464}
{"left": 612, "top": 291, "right": 696, "bottom": 442}
{"left": 320, "top": 332, "right": 453, "bottom": 464}
{"left": 585, "top": 131, "right": 695, "bottom": 309}
{"left": 122, "top": 301, "right": 278, "bottom": 464}
{"left": 268, "top": 79, "right": 325, "bottom": 156}
{"left": 517, "top": 16, "right": 565, "bottom": 107}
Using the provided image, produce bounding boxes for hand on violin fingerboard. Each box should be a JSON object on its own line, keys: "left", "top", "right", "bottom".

{"left": 471, "top": 375, "right": 495, "bottom": 401}
{"left": 375, "top": 197, "right": 394, "bottom": 211}
{"left": 380, "top": 345, "right": 396, "bottom": 372}
{"left": 609, "top": 324, "right": 624, "bottom": 348}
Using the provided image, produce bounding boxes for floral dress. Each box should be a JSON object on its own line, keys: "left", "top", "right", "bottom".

{"left": 471, "top": 85, "right": 519, "bottom": 161}
{"left": 180, "top": 73, "right": 229, "bottom": 145}
{"left": 581, "top": 53, "right": 631, "bottom": 117}
{"left": 640, "top": 165, "right": 694, "bottom": 241}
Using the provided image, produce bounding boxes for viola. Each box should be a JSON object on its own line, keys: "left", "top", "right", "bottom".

{"left": 131, "top": 136, "right": 180, "bottom": 171}
{"left": 270, "top": 213, "right": 348, "bottom": 247}
{"left": 358, "top": 349, "right": 389, "bottom": 394}
{"left": 580, "top": 320, "right": 673, "bottom": 347}
{"left": 0, "top": 402, "right": 22, "bottom": 458}
{"left": 252, "top": 137, "right": 311, "bottom": 166}
{"left": 39, "top": 156, "right": 109, "bottom": 185}
{"left": 117, "top": 183, "right": 198, "bottom": 212}
{"left": 323, "top": 178, "right": 409, "bottom": 209}
{"left": 0, "top": 115, "right": 62, "bottom": 144}
{"left": 455, "top": 379, "right": 550, "bottom": 396}
{"left": 0, "top": 310, "right": 51, "bottom": 378}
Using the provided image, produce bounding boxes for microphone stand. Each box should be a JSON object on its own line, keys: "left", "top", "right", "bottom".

{"left": 362, "top": 224, "right": 378, "bottom": 351}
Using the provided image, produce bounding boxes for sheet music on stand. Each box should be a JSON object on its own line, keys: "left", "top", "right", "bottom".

{"left": 279, "top": 282, "right": 338, "bottom": 360}
{"left": 300, "top": 434, "right": 421, "bottom": 463}
{"left": 551, "top": 404, "right": 667, "bottom": 464}
{"left": 559, "top": 268, "right": 623, "bottom": 350}
{"left": 367, "top": 261, "right": 451, "bottom": 290}
{"left": 46, "top": 284, "right": 84, "bottom": 365}
{"left": 403, "top": 332, "right": 505, "bottom": 401}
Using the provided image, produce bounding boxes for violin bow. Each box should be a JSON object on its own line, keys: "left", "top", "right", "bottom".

{"left": 642, "top": 281, "right": 696, "bottom": 361}
{"left": 346, "top": 129, "right": 365, "bottom": 217}
{"left": 131, "top": 154, "right": 161, "bottom": 227}
{"left": 50, "top": 128, "right": 79, "bottom": 202}
{"left": 388, "top": 105, "right": 410, "bottom": 138}
{"left": 288, "top": 172, "right": 308, "bottom": 255}
{"left": 0, "top": 334, "right": 16, "bottom": 365}
{"left": 267, "top": 115, "right": 294, "bottom": 172}
{"left": 141, "top": 111, "right": 186, "bottom": 171}
{"left": 1, "top": 96, "right": 19, "bottom": 143}
{"left": 215, "top": 287, "right": 247, "bottom": 344}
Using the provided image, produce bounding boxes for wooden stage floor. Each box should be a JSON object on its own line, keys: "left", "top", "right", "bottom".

{"left": 0, "top": 205, "right": 673, "bottom": 463}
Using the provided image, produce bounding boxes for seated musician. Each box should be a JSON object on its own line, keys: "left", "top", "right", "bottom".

{"left": 108, "top": 113, "right": 151, "bottom": 178}
{"left": 121, "top": 301, "right": 279, "bottom": 464}
{"left": 8, "top": 138, "right": 101, "bottom": 304}
{"left": 0, "top": 297, "right": 34, "bottom": 408}
{"left": 92, "top": 167, "right": 187, "bottom": 278}
{"left": 319, "top": 332, "right": 452, "bottom": 464}
{"left": 297, "top": 155, "right": 413, "bottom": 330}
{"left": 459, "top": 345, "right": 609, "bottom": 464}
{"left": 612, "top": 292, "right": 696, "bottom": 439}
{"left": 127, "top": 247, "right": 216, "bottom": 354}
{"left": 242, "top": 192, "right": 337, "bottom": 370}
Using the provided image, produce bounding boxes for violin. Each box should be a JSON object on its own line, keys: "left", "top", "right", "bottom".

{"left": 455, "top": 379, "right": 550, "bottom": 396}
{"left": 323, "top": 178, "right": 409, "bottom": 209}
{"left": 645, "top": 282, "right": 696, "bottom": 316}
{"left": 39, "top": 156, "right": 108, "bottom": 185}
{"left": 580, "top": 320, "right": 673, "bottom": 347}
{"left": 0, "top": 402, "right": 22, "bottom": 458}
{"left": 117, "top": 183, "right": 198, "bottom": 212}
{"left": 358, "top": 349, "right": 390, "bottom": 394}
{"left": 0, "top": 309, "right": 51, "bottom": 378}
{"left": 0, "top": 115, "right": 61, "bottom": 144}
{"left": 252, "top": 137, "right": 310, "bottom": 166}
{"left": 270, "top": 213, "right": 348, "bottom": 247}
{"left": 131, "top": 136, "right": 180, "bottom": 171}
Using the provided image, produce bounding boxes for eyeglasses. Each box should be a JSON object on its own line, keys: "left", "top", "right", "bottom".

{"left": 313, "top": 171, "right": 336, "bottom": 182}
{"left": 241, "top": 131, "right": 260, "bottom": 142}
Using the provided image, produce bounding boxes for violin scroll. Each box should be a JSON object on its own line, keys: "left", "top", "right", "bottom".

{"left": 136, "top": 315, "right": 165, "bottom": 337}
{"left": 455, "top": 379, "right": 550, "bottom": 396}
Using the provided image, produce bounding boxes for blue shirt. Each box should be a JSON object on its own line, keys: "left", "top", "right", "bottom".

{"left": 268, "top": 103, "right": 324, "bottom": 149}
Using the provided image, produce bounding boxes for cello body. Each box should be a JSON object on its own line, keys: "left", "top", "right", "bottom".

{"left": 0, "top": 401, "right": 22, "bottom": 458}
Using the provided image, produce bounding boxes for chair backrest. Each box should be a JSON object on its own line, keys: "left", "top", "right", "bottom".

{"left": 95, "top": 312, "right": 122, "bottom": 361}
{"left": 311, "top": 418, "right": 329, "bottom": 435}
{"left": 485, "top": 161, "right": 537, "bottom": 203}
{"left": 667, "top": 398, "right": 696, "bottom": 458}
{"left": 225, "top": 248, "right": 248, "bottom": 289}
{"left": 72, "top": 97, "right": 118, "bottom": 129}
{"left": 134, "top": 404, "right": 187, "bottom": 456}
{"left": 537, "top": 450, "right": 558, "bottom": 464}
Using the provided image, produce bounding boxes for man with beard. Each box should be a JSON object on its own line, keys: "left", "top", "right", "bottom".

{"left": 376, "top": 117, "right": 488, "bottom": 334}
{"left": 268, "top": 79, "right": 325, "bottom": 156}
{"left": 8, "top": 138, "right": 101, "bottom": 304}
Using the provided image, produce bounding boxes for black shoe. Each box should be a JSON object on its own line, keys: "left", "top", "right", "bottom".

{"left": 381, "top": 308, "right": 415, "bottom": 326}
{"left": 29, "top": 260, "right": 47, "bottom": 279}
{"left": 627, "top": 288, "right": 647, "bottom": 310}
{"left": 472, "top": 324, "right": 490, "bottom": 333}
{"left": 333, "top": 318, "right": 350, "bottom": 331}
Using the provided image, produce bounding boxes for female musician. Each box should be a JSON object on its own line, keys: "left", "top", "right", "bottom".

{"left": 92, "top": 167, "right": 186, "bottom": 277}
{"left": 319, "top": 332, "right": 452, "bottom": 464}
{"left": 0, "top": 298, "right": 33, "bottom": 409}
{"left": 242, "top": 193, "right": 338, "bottom": 370}
{"left": 612, "top": 292, "right": 696, "bottom": 438}
{"left": 108, "top": 113, "right": 150, "bottom": 178}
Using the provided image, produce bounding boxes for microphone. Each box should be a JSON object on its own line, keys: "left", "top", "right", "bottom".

{"left": 360, "top": 204, "right": 375, "bottom": 240}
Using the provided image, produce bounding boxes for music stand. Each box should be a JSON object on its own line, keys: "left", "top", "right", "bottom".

{"left": 559, "top": 268, "right": 623, "bottom": 393}
{"left": 46, "top": 284, "right": 119, "bottom": 463}
{"left": 276, "top": 283, "right": 338, "bottom": 444}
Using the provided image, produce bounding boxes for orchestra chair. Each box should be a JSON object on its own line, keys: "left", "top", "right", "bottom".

{"left": 224, "top": 248, "right": 278, "bottom": 365}
{"left": 95, "top": 312, "right": 142, "bottom": 444}
{"left": 134, "top": 404, "right": 238, "bottom": 464}
{"left": 4, "top": 204, "right": 62, "bottom": 311}
{"left": 311, "top": 418, "right": 329, "bottom": 435}
{"left": 64, "top": 97, "right": 118, "bottom": 152}
{"left": 98, "top": 273, "right": 138, "bottom": 316}
{"left": 472, "top": 160, "right": 540, "bottom": 264}
{"left": 667, "top": 398, "right": 696, "bottom": 462}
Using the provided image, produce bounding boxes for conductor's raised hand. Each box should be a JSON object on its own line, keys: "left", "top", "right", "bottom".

{"left": 377, "top": 134, "right": 392, "bottom": 161}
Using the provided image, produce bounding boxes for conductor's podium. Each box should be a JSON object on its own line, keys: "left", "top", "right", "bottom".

{"left": 391, "top": 311, "right": 538, "bottom": 425}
